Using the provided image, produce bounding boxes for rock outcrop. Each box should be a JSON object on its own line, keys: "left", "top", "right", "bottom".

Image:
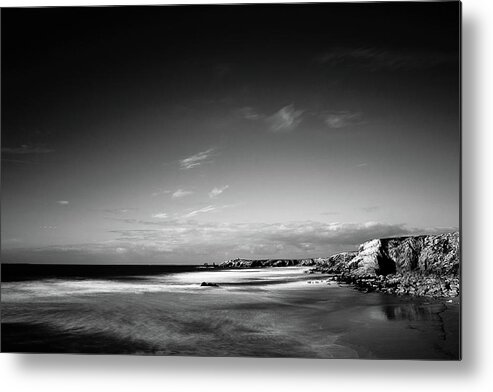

{"left": 218, "top": 258, "right": 317, "bottom": 268}
{"left": 310, "top": 252, "right": 359, "bottom": 273}
{"left": 312, "top": 232, "right": 460, "bottom": 298}
{"left": 200, "top": 282, "right": 220, "bottom": 287}
{"left": 335, "top": 232, "right": 460, "bottom": 276}
{"left": 218, "top": 232, "right": 460, "bottom": 298}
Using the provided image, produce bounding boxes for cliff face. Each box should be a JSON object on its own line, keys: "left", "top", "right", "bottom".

{"left": 315, "top": 252, "right": 359, "bottom": 272}
{"left": 342, "top": 232, "right": 460, "bottom": 277}
{"left": 218, "top": 232, "right": 460, "bottom": 297}
{"left": 219, "top": 232, "right": 460, "bottom": 276}
{"left": 317, "top": 232, "right": 460, "bottom": 297}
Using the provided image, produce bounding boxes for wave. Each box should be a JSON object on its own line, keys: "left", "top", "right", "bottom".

{"left": 1, "top": 267, "right": 325, "bottom": 301}
{"left": 1, "top": 266, "right": 460, "bottom": 359}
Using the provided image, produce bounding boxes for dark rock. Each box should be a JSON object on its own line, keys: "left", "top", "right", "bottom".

{"left": 322, "top": 233, "right": 459, "bottom": 298}
{"left": 200, "top": 282, "right": 219, "bottom": 287}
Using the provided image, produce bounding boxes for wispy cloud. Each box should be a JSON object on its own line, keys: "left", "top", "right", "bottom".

{"left": 266, "top": 104, "right": 304, "bottom": 133}
{"left": 56, "top": 200, "right": 69, "bottom": 205}
{"left": 317, "top": 47, "right": 456, "bottom": 71}
{"left": 151, "top": 189, "right": 172, "bottom": 197}
{"left": 209, "top": 185, "right": 229, "bottom": 199}
{"left": 239, "top": 105, "right": 364, "bottom": 132}
{"left": 183, "top": 205, "right": 217, "bottom": 218}
{"left": 102, "top": 208, "right": 137, "bottom": 214}
{"left": 172, "top": 189, "right": 193, "bottom": 199}
{"left": 152, "top": 212, "right": 168, "bottom": 219}
{"left": 179, "top": 148, "right": 216, "bottom": 170}
{"left": 181, "top": 203, "right": 239, "bottom": 218}
{"left": 238, "top": 106, "right": 264, "bottom": 121}
{"left": 323, "top": 111, "right": 363, "bottom": 129}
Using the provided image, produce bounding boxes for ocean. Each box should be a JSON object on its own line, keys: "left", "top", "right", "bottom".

{"left": 1, "top": 264, "right": 460, "bottom": 359}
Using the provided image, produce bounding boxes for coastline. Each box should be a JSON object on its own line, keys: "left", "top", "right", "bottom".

{"left": 217, "top": 232, "right": 460, "bottom": 299}
{"left": 1, "top": 266, "right": 460, "bottom": 358}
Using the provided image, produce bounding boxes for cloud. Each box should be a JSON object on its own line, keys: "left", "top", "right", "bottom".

{"left": 183, "top": 205, "right": 217, "bottom": 218}
{"left": 317, "top": 47, "right": 456, "bottom": 71}
{"left": 266, "top": 104, "right": 304, "bottom": 132}
{"left": 1, "top": 144, "right": 55, "bottom": 154}
{"left": 151, "top": 189, "right": 172, "bottom": 197}
{"left": 181, "top": 203, "right": 239, "bottom": 218}
{"left": 102, "top": 208, "right": 137, "bottom": 214}
{"left": 239, "top": 105, "right": 364, "bottom": 132}
{"left": 258, "top": 221, "right": 413, "bottom": 249}
{"left": 237, "top": 104, "right": 304, "bottom": 133}
{"left": 5, "top": 220, "right": 457, "bottom": 264}
{"left": 323, "top": 111, "right": 363, "bottom": 129}
{"left": 179, "top": 148, "right": 215, "bottom": 170}
{"left": 152, "top": 212, "right": 168, "bottom": 219}
{"left": 113, "top": 220, "right": 423, "bottom": 252}
{"left": 103, "top": 220, "right": 453, "bottom": 261}
{"left": 56, "top": 200, "right": 69, "bottom": 205}
{"left": 209, "top": 185, "right": 229, "bottom": 199}
{"left": 172, "top": 189, "right": 193, "bottom": 199}
{"left": 238, "top": 107, "right": 264, "bottom": 121}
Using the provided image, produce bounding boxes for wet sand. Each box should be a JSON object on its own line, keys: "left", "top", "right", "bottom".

{"left": 1, "top": 267, "right": 460, "bottom": 358}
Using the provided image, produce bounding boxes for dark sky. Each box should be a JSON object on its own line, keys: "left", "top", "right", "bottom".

{"left": 1, "top": 2, "right": 460, "bottom": 264}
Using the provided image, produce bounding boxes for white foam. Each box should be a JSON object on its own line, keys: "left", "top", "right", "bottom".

{"left": 168, "top": 267, "right": 310, "bottom": 284}
{"left": 1, "top": 267, "right": 323, "bottom": 301}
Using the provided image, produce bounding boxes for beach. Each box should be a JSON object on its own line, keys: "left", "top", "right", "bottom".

{"left": 1, "top": 266, "right": 460, "bottom": 359}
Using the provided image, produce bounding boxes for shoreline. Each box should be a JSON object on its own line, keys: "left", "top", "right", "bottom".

{"left": 318, "top": 270, "right": 460, "bottom": 298}
{"left": 217, "top": 232, "right": 460, "bottom": 299}
{"left": 1, "top": 269, "right": 460, "bottom": 359}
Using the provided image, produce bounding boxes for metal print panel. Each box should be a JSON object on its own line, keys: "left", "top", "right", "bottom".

{"left": 0, "top": 2, "right": 461, "bottom": 359}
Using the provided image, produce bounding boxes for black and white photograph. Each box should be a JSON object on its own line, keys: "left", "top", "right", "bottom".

{"left": 1, "top": 1, "right": 461, "bottom": 360}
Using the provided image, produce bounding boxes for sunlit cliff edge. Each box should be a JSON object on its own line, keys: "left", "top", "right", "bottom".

{"left": 218, "top": 232, "right": 460, "bottom": 297}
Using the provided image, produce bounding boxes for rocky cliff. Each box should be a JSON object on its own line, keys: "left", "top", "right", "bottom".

{"left": 324, "top": 232, "right": 460, "bottom": 276}
{"left": 219, "top": 258, "right": 317, "bottom": 268}
{"left": 218, "top": 232, "right": 460, "bottom": 298}
{"left": 220, "top": 232, "right": 459, "bottom": 274}
{"left": 313, "top": 232, "right": 460, "bottom": 297}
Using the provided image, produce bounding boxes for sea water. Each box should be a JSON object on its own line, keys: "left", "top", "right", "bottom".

{"left": 1, "top": 265, "right": 460, "bottom": 359}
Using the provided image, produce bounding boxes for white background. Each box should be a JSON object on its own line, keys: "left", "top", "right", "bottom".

{"left": 0, "top": 0, "right": 491, "bottom": 391}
